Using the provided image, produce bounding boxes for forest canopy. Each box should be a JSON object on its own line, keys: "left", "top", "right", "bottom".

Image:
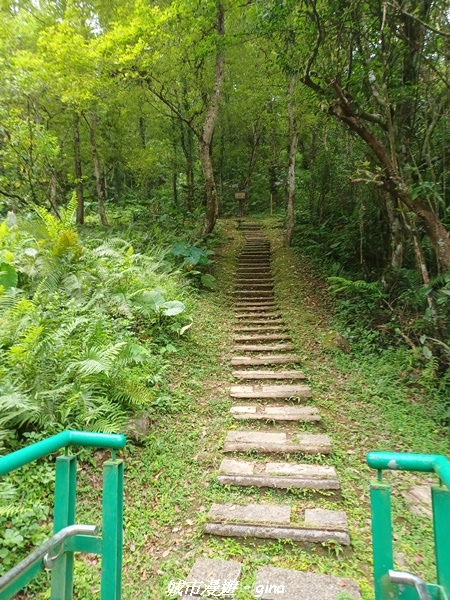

{"left": 0, "top": 0, "right": 449, "bottom": 377}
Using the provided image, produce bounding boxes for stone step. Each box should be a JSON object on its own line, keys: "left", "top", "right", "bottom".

{"left": 235, "top": 309, "right": 277, "bottom": 315}
{"left": 233, "top": 319, "right": 284, "bottom": 325}
{"left": 233, "top": 325, "right": 286, "bottom": 332}
{"left": 235, "top": 299, "right": 276, "bottom": 305}
{"left": 178, "top": 559, "right": 242, "bottom": 599}
{"left": 204, "top": 504, "right": 349, "bottom": 545}
{"left": 253, "top": 567, "right": 361, "bottom": 599}
{"left": 235, "top": 283, "right": 274, "bottom": 288}
{"left": 223, "top": 431, "right": 332, "bottom": 454}
{"left": 235, "top": 304, "right": 277, "bottom": 310}
{"left": 230, "top": 405, "right": 319, "bottom": 421}
{"left": 217, "top": 459, "right": 340, "bottom": 490}
{"left": 235, "top": 313, "right": 281, "bottom": 319}
{"left": 231, "top": 355, "right": 300, "bottom": 366}
{"left": 234, "top": 334, "right": 290, "bottom": 341}
{"left": 232, "top": 370, "right": 306, "bottom": 380}
{"left": 234, "top": 290, "right": 274, "bottom": 295}
{"left": 235, "top": 278, "right": 274, "bottom": 283}
{"left": 233, "top": 344, "right": 295, "bottom": 352}
{"left": 230, "top": 384, "right": 311, "bottom": 398}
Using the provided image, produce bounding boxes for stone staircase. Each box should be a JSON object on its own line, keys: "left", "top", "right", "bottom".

{"left": 180, "top": 222, "right": 360, "bottom": 599}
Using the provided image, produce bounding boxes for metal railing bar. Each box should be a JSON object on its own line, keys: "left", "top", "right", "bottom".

{"left": 0, "top": 431, "right": 126, "bottom": 477}
{"left": 366, "top": 452, "right": 450, "bottom": 490}
{"left": 0, "top": 524, "right": 98, "bottom": 593}
{"left": 389, "top": 570, "right": 432, "bottom": 600}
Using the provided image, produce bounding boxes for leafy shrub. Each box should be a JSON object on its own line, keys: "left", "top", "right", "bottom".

{"left": 0, "top": 200, "right": 192, "bottom": 448}
{"left": 170, "top": 241, "right": 216, "bottom": 289}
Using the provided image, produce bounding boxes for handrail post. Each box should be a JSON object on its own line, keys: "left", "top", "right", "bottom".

{"left": 51, "top": 454, "right": 77, "bottom": 600}
{"left": 370, "top": 480, "right": 399, "bottom": 600}
{"left": 432, "top": 486, "right": 450, "bottom": 594}
{"left": 100, "top": 458, "right": 124, "bottom": 600}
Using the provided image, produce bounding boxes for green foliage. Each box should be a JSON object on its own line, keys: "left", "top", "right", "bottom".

{"left": 170, "top": 241, "right": 216, "bottom": 289}
{"left": 0, "top": 205, "right": 192, "bottom": 448}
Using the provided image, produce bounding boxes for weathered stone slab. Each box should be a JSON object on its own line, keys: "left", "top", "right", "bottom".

{"left": 217, "top": 459, "right": 340, "bottom": 490}
{"left": 304, "top": 508, "right": 348, "bottom": 529}
{"left": 235, "top": 283, "right": 274, "bottom": 288}
{"left": 230, "top": 384, "right": 310, "bottom": 398}
{"left": 235, "top": 313, "right": 280, "bottom": 319}
{"left": 231, "top": 355, "right": 300, "bottom": 366}
{"left": 236, "top": 310, "right": 276, "bottom": 315}
{"left": 223, "top": 431, "right": 332, "bottom": 454}
{"left": 232, "top": 370, "right": 306, "bottom": 380}
{"left": 236, "top": 277, "right": 274, "bottom": 281}
{"left": 203, "top": 523, "right": 349, "bottom": 545}
{"left": 233, "top": 344, "right": 295, "bottom": 352}
{"left": 230, "top": 405, "right": 319, "bottom": 421}
{"left": 179, "top": 559, "right": 242, "bottom": 599}
{"left": 253, "top": 567, "right": 361, "bottom": 599}
{"left": 403, "top": 485, "right": 432, "bottom": 517}
{"left": 234, "top": 290, "right": 274, "bottom": 296}
{"left": 233, "top": 326, "right": 286, "bottom": 332}
{"left": 208, "top": 503, "right": 291, "bottom": 524}
{"left": 234, "top": 305, "right": 277, "bottom": 311}
{"left": 234, "top": 334, "right": 290, "bottom": 341}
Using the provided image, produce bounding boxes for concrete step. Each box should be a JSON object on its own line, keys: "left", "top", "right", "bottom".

{"left": 178, "top": 559, "right": 242, "bottom": 598}
{"left": 230, "top": 384, "right": 311, "bottom": 398}
{"left": 233, "top": 344, "right": 295, "bottom": 352}
{"left": 234, "top": 334, "right": 290, "bottom": 341}
{"left": 234, "top": 304, "right": 277, "bottom": 310}
{"left": 204, "top": 504, "right": 349, "bottom": 545}
{"left": 231, "top": 355, "right": 300, "bottom": 366}
{"left": 235, "top": 313, "right": 280, "bottom": 319}
{"left": 233, "top": 325, "right": 286, "bottom": 332}
{"left": 217, "top": 459, "right": 340, "bottom": 490}
{"left": 235, "top": 283, "right": 274, "bottom": 289}
{"left": 233, "top": 319, "right": 284, "bottom": 326}
{"left": 223, "top": 431, "right": 332, "bottom": 454}
{"left": 235, "top": 299, "right": 276, "bottom": 305}
{"left": 232, "top": 370, "right": 306, "bottom": 380}
{"left": 234, "top": 290, "right": 274, "bottom": 296}
{"left": 230, "top": 405, "right": 319, "bottom": 421}
{"left": 253, "top": 567, "right": 361, "bottom": 599}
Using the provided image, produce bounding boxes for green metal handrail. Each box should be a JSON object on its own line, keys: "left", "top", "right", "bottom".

{"left": 367, "top": 451, "right": 450, "bottom": 489}
{"left": 0, "top": 430, "right": 126, "bottom": 600}
{"left": 0, "top": 430, "right": 126, "bottom": 476}
{"left": 367, "top": 451, "right": 450, "bottom": 600}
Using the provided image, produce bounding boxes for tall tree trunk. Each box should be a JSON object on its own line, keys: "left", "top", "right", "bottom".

{"left": 243, "top": 122, "right": 260, "bottom": 189}
{"left": 180, "top": 123, "right": 195, "bottom": 212}
{"left": 285, "top": 75, "right": 298, "bottom": 247}
{"left": 73, "top": 113, "right": 84, "bottom": 225}
{"left": 385, "top": 196, "right": 404, "bottom": 271}
{"left": 324, "top": 81, "right": 450, "bottom": 272}
{"left": 49, "top": 171, "right": 60, "bottom": 218}
{"left": 88, "top": 113, "right": 109, "bottom": 227}
{"left": 200, "top": 2, "right": 225, "bottom": 237}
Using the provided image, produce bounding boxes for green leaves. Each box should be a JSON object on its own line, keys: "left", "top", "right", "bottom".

{"left": 0, "top": 262, "right": 17, "bottom": 289}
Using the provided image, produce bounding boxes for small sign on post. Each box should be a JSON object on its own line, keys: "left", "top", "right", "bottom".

{"left": 235, "top": 191, "right": 247, "bottom": 217}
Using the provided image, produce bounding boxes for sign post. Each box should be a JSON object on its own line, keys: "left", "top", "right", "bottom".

{"left": 235, "top": 191, "right": 247, "bottom": 217}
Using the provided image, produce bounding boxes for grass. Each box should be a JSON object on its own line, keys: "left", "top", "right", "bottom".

{"left": 18, "top": 216, "right": 450, "bottom": 599}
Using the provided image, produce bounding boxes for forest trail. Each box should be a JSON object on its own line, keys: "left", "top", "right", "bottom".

{"left": 179, "top": 222, "right": 361, "bottom": 599}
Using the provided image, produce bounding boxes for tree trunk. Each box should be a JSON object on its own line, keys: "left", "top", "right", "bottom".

{"left": 285, "top": 75, "right": 298, "bottom": 247}
{"left": 89, "top": 113, "right": 109, "bottom": 227}
{"left": 74, "top": 113, "right": 84, "bottom": 225}
{"left": 200, "top": 2, "right": 225, "bottom": 237}
{"left": 49, "top": 171, "right": 60, "bottom": 218}
{"left": 324, "top": 82, "right": 450, "bottom": 272}
{"left": 385, "top": 196, "right": 404, "bottom": 271}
